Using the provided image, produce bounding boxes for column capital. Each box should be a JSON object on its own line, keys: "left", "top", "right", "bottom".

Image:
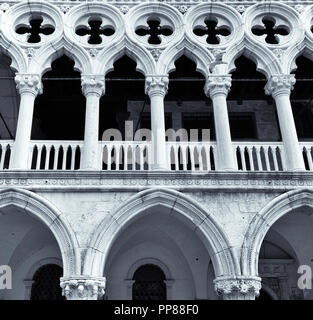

{"left": 205, "top": 75, "right": 232, "bottom": 98}
{"left": 15, "top": 73, "right": 42, "bottom": 96}
{"left": 265, "top": 74, "right": 296, "bottom": 97}
{"left": 81, "top": 74, "right": 105, "bottom": 97}
{"left": 214, "top": 276, "right": 262, "bottom": 300}
{"left": 145, "top": 76, "right": 169, "bottom": 97}
{"left": 60, "top": 276, "right": 106, "bottom": 300}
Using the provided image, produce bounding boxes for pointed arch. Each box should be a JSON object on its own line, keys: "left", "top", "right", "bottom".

{"left": 226, "top": 39, "right": 282, "bottom": 78}
{"left": 84, "top": 188, "right": 239, "bottom": 278}
{"left": 241, "top": 189, "right": 313, "bottom": 277}
{"left": 97, "top": 39, "right": 154, "bottom": 76}
{"left": 0, "top": 187, "right": 80, "bottom": 276}
{"left": 28, "top": 38, "right": 92, "bottom": 76}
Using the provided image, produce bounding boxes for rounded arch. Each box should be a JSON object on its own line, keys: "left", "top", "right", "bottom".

{"left": 85, "top": 188, "right": 239, "bottom": 278}
{"left": 127, "top": 258, "right": 171, "bottom": 280}
{"left": 0, "top": 187, "right": 80, "bottom": 276}
{"left": 241, "top": 188, "right": 313, "bottom": 277}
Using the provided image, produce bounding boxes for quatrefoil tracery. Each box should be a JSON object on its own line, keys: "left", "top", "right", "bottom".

{"left": 75, "top": 18, "right": 115, "bottom": 44}
{"left": 135, "top": 18, "right": 173, "bottom": 45}
{"left": 251, "top": 16, "right": 289, "bottom": 45}
{"left": 193, "top": 17, "right": 231, "bottom": 44}
{"left": 16, "top": 16, "right": 55, "bottom": 43}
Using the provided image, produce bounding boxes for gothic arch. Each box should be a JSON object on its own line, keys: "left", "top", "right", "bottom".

{"left": 226, "top": 39, "right": 282, "bottom": 78}
{"left": 241, "top": 188, "right": 313, "bottom": 277}
{"left": 84, "top": 188, "right": 239, "bottom": 279}
{"left": 28, "top": 38, "right": 92, "bottom": 76}
{"left": 0, "top": 187, "right": 80, "bottom": 276}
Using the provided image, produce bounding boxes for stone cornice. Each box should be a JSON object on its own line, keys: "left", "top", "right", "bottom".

{"left": 1, "top": 171, "right": 313, "bottom": 192}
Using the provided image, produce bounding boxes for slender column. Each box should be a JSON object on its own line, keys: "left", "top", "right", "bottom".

{"left": 205, "top": 75, "right": 236, "bottom": 170}
{"left": 10, "top": 74, "right": 42, "bottom": 170}
{"left": 81, "top": 75, "right": 105, "bottom": 170}
{"left": 145, "top": 76, "right": 169, "bottom": 170}
{"left": 60, "top": 276, "right": 106, "bottom": 300}
{"left": 265, "top": 75, "right": 305, "bottom": 171}
{"left": 214, "top": 276, "right": 262, "bottom": 300}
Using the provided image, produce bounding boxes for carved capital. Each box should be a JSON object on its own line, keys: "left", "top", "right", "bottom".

{"left": 145, "top": 76, "right": 169, "bottom": 97}
{"left": 60, "top": 276, "right": 106, "bottom": 300}
{"left": 15, "top": 74, "right": 42, "bottom": 96}
{"left": 205, "top": 75, "right": 232, "bottom": 98}
{"left": 81, "top": 75, "right": 105, "bottom": 97}
{"left": 214, "top": 276, "right": 262, "bottom": 300}
{"left": 265, "top": 74, "right": 296, "bottom": 97}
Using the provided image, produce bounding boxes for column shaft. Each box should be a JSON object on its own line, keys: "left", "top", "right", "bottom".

{"left": 145, "top": 76, "right": 169, "bottom": 170}
{"left": 205, "top": 75, "right": 236, "bottom": 171}
{"left": 81, "top": 75, "right": 104, "bottom": 170}
{"left": 265, "top": 75, "right": 305, "bottom": 171}
{"left": 10, "top": 74, "right": 41, "bottom": 170}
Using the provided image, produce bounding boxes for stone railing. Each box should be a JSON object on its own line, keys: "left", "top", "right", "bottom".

{"left": 99, "top": 141, "right": 151, "bottom": 171}
{"left": 3, "top": 139, "right": 313, "bottom": 172}
{"left": 233, "top": 142, "right": 287, "bottom": 172}
{"left": 29, "top": 140, "right": 83, "bottom": 170}
{"left": 167, "top": 141, "right": 217, "bottom": 171}
{"left": 0, "top": 140, "right": 13, "bottom": 170}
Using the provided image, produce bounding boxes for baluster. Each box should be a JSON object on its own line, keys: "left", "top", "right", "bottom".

{"left": 115, "top": 144, "right": 120, "bottom": 171}
{"left": 36, "top": 146, "right": 42, "bottom": 170}
{"left": 0, "top": 145, "right": 5, "bottom": 169}
{"left": 62, "top": 145, "right": 67, "bottom": 170}
{"left": 280, "top": 146, "right": 287, "bottom": 171}
{"left": 198, "top": 146, "right": 203, "bottom": 171}
{"left": 240, "top": 146, "right": 246, "bottom": 171}
{"left": 181, "top": 146, "right": 187, "bottom": 171}
{"left": 207, "top": 146, "right": 212, "bottom": 171}
{"left": 256, "top": 147, "right": 262, "bottom": 171}
{"left": 264, "top": 146, "right": 270, "bottom": 171}
{"left": 190, "top": 146, "right": 195, "bottom": 171}
{"left": 306, "top": 147, "right": 313, "bottom": 171}
{"left": 53, "top": 145, "right": 60, "bottom": 170}
{"left": 44, "top": 146, "right": 50, "bottom": 170}
{"left": 272, "top": 147, "right": 279, "bottom": 171}
{"left": 247, "top": 146, "right": 254, "bottom": 171}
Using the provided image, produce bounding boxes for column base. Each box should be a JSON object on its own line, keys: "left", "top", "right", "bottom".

{"left": 60, "top": 276, "right": 106, "bottom": 300}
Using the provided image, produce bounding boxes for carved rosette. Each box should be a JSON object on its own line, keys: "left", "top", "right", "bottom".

{"left": 205, "top": 75, "right": 232, "bottom": 98}
{"left": 15, "top": 74, "right": 42, "bottom": 96}
{"left": 81, "top": 75, "right": 105, "bottom": 97}
{"left": 145, "top": 76, "right": 169, "bottom": 97}
{"left": 265, "top": 74, "right": 296, "bottom": 98}
{"left": 214, "top": 277, "right": 262, "bottom": 300}
{"left": 60, "top": 276, "right": 106, "bottom": 300}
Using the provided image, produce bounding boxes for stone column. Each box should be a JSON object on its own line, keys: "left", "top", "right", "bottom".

{"left": 205, "top": 75, "right": 236, "bottom": 171}
{"left": 265, "top": 75, "right": 305, "bottom": 171}
{"left": 214, "top": 276, "right": 262, "bottom": 300}
{"left": 81, "top": 75, "right": 105, "bottom": 170}
{"left": 60, "top": 276, "right": 106, "bottom": 300}
{"left": 10, "top": 74, "right": 42, "bottom": 170}
{"left": 145, "top": 76, "right": 169, "bottom": 170}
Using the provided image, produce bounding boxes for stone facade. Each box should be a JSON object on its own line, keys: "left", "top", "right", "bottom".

{"left": 1, "top": 0, "right": 313, "bottom": 301}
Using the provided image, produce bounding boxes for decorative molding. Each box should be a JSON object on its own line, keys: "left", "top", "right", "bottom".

{"left": 148, "top": 48, "right": 164, "bottom": 62}
{"left": 81, "top": 75, "right": 105, "bottom": 97}
{"left": 214, "top": 277, "right": 262, "bottom": 300}
{"left": 265, "top": 75, "right": 296, "bottom": 97}
{"left": 60, "top": 276, "right": 106, "bottom": 300}
{"left": 204, "top": 75, "right": 232, "bottom": 98}
{"left": 15, "top": 74, "right": 42, "bottom": 96}
{"left": 145, "top": 76, "right": 169, "bottom": 97}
